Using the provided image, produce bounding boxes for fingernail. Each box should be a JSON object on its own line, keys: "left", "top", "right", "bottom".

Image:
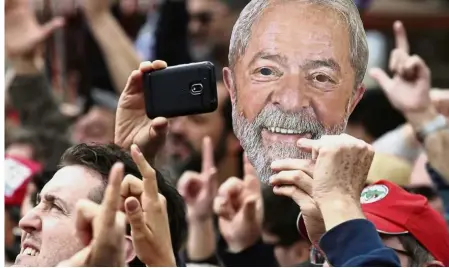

{"left": 115, "top": 162, "right": 124, "bottom": 169}
{"left": 126, "top": 198, "right": 139, "bottom": 212}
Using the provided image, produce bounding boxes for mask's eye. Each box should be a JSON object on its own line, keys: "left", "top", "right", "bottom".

{"left": 259, "top": 67, "right": 274, "bottom": 76}
{"left": 253, "top": 67, "right": 282, "bottom": 81}
{"left": 314, "top": 74, "right": 331, "bottom": 83}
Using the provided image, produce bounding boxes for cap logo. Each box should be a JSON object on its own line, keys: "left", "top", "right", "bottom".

{"left": 360, "top": 185, "right": 389, "bottom": 204}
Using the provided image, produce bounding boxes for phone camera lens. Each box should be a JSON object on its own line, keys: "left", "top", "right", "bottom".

{"left": 190, "top": 83, "right": 203, "bottom": 95}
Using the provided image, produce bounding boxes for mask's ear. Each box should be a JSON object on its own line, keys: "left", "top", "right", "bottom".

{"left": 425, "top": 261, "right": 444, "bottom": 267}
{"left": 348, "top": 84, "right": 366, "bottom": 114}
{"left": 223, "top": 67, "right": 235, "bottom": 101}
{"left": 124, "top": 235, "right": 137, "bottom": 264}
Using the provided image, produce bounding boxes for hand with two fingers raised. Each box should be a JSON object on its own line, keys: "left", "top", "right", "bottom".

{"left": 177, "top": 136, "right": 218, "bottom": 222}
{"left": 120, "top": 144, "right": 176, "bottom": 267}
{"left": 369, "top": 21, "right": 432, "bottom": 115}
{"left": 213, "top": 156, "right": 263, "bottom": 253}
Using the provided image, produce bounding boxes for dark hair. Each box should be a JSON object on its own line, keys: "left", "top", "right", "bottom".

{"left": 59, "top": 143, "right": 187, "bottom": 257}
{"left": 222, "top": 96, "right": 233, "bottom": 133}
{"left": 219, "top": 0, "right": 251, "bottom": 12}
{"left": 403, "top": 185, "right": 439, "bottom": 202}
{"left": 262, "top": 186, "right": 303, "bottom": 246}
{"left": 216, "top": 76, "right": 234, "bottom": 134}
{"left": 397, "top": 234, "right": 435, "bottom": 266}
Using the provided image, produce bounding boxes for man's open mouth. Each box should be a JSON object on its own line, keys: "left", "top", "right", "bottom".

{"left": 21, "top": 246, "right": 39, "bottom": 256}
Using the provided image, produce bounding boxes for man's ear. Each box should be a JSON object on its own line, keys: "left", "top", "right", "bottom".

{"left": 348, "top": 84, "right": 366, "bottom": 114}
{"left": 425, "top": 261, "right": 444, "bottom": 267}
{"left": 223, "top": 67, "right": 236, "bottom": 102}
{"left": 124, "top": 235, "right": 137, "bottom": 264}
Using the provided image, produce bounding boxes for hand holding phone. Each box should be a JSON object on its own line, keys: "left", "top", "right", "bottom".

{"left": 142, "top": 61, "right": 218, "bottom": 119}
{"left": 115, "top": 60, "right": 170, "bottom": 165}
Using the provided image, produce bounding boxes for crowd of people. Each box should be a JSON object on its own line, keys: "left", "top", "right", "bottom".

{"left": 4, "top": 0, "right": 449, "bottom": 266}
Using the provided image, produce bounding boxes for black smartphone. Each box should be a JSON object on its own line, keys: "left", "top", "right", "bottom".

{"left": 142, "top": 61, "right": 218, "bottom": 119}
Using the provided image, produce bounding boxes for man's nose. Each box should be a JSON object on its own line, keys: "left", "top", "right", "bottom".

{"left": 169, "top": 117, "right": 187, "bottom": 135}
{"left": 271, "top": 75, "right": 311, "bottom": 112}
{"left": 189, "top": 20, "right": 202, "bottom": 36}
{"left": 19, "top": 207, "right": 42, "bottom": 233}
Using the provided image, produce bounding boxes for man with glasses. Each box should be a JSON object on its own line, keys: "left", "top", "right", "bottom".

{"left": 307, "top": 180, "right": 449, "bottom": 267}
{"left": 187, "top": 0, "right": 250, "bottom": 66}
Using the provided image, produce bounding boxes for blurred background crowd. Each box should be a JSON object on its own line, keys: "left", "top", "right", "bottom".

{"left": 4, "top": 0, "right": 449, "bottom": 266}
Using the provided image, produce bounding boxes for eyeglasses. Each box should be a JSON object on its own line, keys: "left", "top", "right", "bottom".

{"left": 309, "top": 244, "right": 413, "bottom": 266}
{"left": 310, "top": 245, "right": 326, "bottom": 266}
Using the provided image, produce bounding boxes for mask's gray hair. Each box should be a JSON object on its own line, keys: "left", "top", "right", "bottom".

{"left": 228, "top": 0, "right": 369, "bottom": 86}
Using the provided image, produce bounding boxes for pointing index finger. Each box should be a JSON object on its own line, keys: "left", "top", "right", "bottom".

{"left": 130, "top": 144, "right": 159, "bottom": 201}
{"left": 201, "top": 136, "right": 215, "bottom": 174}
{"left": 100, "top": 162, "right": 124, "bottom": 227}
{"left": 394, "top": 21, "right": 409, "bottom": 53}
{"left": 243, "top": 153, "right": 257, "bottom": 178}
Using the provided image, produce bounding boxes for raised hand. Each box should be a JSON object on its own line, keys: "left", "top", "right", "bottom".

{"left": 58, "top": 163, "right": 127, "bottom": 267}
{"left": 80, "top": 0, "right": 111, "bottom": 18}
{"left": 115, "top": 61, "right": 169, "bottom": 164}
{"left": 120, "top": 144, "right": 176, "bottom": 266}
{"left": 282, "top": 134, "right": 374, "bottom": 233}
{"left": 270, "top": 159, "right": 325, "bottom": 244}
{"left": 369, "top": 21, "right": 432, "bottom": 114}
{"left": 297, "top": 134, "right": 374, "bottom": 203}
{"left": 5, "top": 0, "right": 64, "bottom": 58}
{"left": 177, "top": 137, "right": 218, "bottom": 222}
{"left": 213, "top": 155, "right": 262, "bottom": 252}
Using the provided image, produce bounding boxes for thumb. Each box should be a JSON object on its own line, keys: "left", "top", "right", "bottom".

{"left": 38, "top": 17, "right": 65, "bottom": 41}
{"left": 125, "top": 197, "right": 149, "bottom": 237}
{"left": 149, "top": 117, "right": 168, "bottom": 139}
{"left": 143, "top": 117, "right": 168, "bottom": 165}
{"left": 177, "top": 171, "right": 202, "bottom": 200}
{"left": 369, "top": 68, "right": 392, "bottom": 92}
{"left": 242, "top": 197, "right": 258, "bottom": 222}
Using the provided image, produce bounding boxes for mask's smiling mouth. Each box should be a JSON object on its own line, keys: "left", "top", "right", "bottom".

{"left": 266, "top": 126, "right": 303, "bottom": 135}
{"left": 261, "top": 127, "right": 312, "bottom": 144}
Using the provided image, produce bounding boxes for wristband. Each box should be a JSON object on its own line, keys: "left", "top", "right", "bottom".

{"left": 416, "top": 114, "right": 449, "bottom": 143}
